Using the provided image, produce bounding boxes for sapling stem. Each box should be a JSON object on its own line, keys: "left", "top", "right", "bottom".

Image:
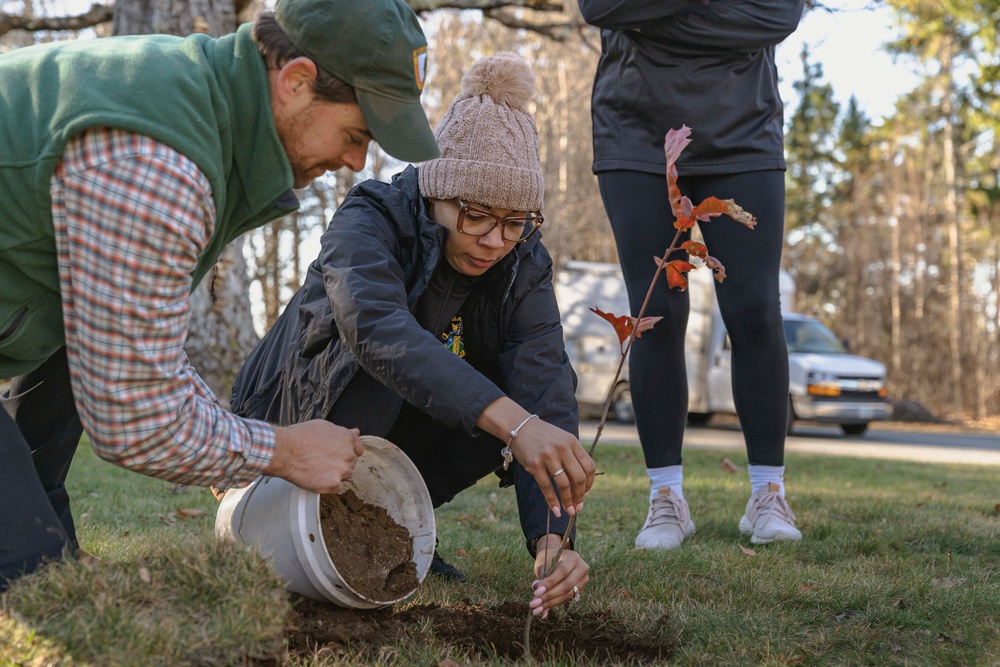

{"left": 521, "top": 126, "right": 754, "bottom": 661}
{"left": 523, "top": 231, "right": 684, "bottom": 658}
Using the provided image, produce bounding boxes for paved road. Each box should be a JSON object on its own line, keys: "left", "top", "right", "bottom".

{"left": 580, "top": 420, "right": 1000, "bottom": 466}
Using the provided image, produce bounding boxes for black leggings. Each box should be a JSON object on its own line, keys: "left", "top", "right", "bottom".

{"left": 598, "top": 170, "right": 789, "bottom": 467}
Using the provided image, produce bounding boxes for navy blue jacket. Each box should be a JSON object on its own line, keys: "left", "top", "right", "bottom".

{"left": 231, "top": 166, "right": 578, "bottom": 550}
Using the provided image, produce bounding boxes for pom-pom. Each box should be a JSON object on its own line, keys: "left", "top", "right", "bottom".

{"left": 460, "top": 52, "right": 536, "bottom": 109}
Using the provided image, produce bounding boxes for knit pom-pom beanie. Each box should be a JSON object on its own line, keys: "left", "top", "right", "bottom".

{"left": 418, "top": 52, "right": 543, "bottom": 212}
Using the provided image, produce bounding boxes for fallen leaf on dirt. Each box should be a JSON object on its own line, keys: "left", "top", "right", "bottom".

{"left": 719, "top": 457, "right": 741, "bottom": 473}
{"left": 455, "top": 548, "right": 467, "bottom": 558}
{"left": 177, "top": 508, "right": 206, "bottom": 520}
{"left": 739, "top": 545, "right": 757, "bottom": 556}
{"left": 933, "top": 577, "right": 966, "bottom": 588}
{"left": 138, "top": 567, "right": 151, "bottom": 584}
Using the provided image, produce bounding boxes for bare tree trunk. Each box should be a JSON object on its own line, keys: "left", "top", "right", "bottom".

{"left": 113, "top": 0, "right": 236, "bottom": 38}
{"left": 889, "top": 216, "right": 902, "bottom": 380}
{"left": 939, "top": 34, "right": 964, "bottom": 415}
{"left": 113, "top": 0, "right": 258, "bottom": 408}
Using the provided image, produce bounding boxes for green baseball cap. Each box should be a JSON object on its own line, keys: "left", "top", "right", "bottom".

{"left": 274, "top": 0, "right": 440, "bottom": 162}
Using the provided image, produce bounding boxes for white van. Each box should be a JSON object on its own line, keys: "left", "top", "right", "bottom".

{"left": 554, "top": 260, "right": 891, "bottom": 436}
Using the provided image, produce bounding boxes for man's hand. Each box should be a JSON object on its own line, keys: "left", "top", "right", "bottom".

{"left": 529, "top": 534, "right": 590, "bottom": 618}
{"left": 265, "top": 420, "right": 364, "bottom": 494}
{"left": 478, "top": 397, "right": 595, "bottom": 517}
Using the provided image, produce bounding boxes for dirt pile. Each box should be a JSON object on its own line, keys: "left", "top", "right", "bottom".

{"left": 319, "top": 489, "right": 418, "bottom": 601}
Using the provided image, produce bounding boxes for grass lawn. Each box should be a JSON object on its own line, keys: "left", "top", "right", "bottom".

{"left": 2, "top": 436, "right": 999, "bottom": 666}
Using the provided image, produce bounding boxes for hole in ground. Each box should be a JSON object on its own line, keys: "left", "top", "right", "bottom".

{"left": 283, "top": 598, "right": 673, "bottom": 664}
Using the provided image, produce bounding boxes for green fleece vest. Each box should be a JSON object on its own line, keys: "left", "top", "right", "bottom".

{"left": 0, "top": 24, "right": 297, "bottom": 377}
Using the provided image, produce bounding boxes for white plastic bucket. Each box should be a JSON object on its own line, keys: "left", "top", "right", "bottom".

{"left": 214, "top": 435, "right": 436, "bottom": 609}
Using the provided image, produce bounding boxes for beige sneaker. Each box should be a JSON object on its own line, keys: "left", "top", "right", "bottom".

{"left": 635, "top": 487, "right": 696, "bottom": 550}
{"left": 739, "top": 482, "right": 803, "bottom": 544}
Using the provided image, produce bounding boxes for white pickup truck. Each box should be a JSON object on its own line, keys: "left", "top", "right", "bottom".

{"left": 554, "top": 260, "right": 891, "bottom": 436}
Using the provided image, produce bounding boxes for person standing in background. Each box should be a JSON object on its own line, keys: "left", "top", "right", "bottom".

{"left": 578, "top": 0, "right": 806, "bottom": 549}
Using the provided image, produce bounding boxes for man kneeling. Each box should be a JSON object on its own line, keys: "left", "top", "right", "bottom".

{"left": 230, "top": 53, "right": 595, "bottom": 617}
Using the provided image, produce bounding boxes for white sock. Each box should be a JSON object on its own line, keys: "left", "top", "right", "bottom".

{"left": 747, "top": 464, "right": 785, "bottom": 497}
{"left": 648, "top": 465, "right": 684, "bottom": 502}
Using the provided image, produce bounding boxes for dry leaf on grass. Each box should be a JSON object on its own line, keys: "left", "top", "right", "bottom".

{"left": 177, "top": 508, "right": 206, "bottom": 520}
{"left": 739, "top": 545, "right": 757, "bottom": 556}
{"left": 437, "top": 658, "right": 463, "bottom": 667}
{"left": 719, "top": 457, "right": 741, "bottom": 473}
{"left": 138, "top": 566, "right": 151, "bottom": 584}
{"left": 934, "top": 577, "right": 966, "bottom": 588}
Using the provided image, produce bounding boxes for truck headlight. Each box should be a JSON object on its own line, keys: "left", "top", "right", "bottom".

{"left": 807, "top": 371, "right": 840, "bottom": 397}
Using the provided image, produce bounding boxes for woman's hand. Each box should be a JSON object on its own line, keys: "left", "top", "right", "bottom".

{"left": 477, "top": 397, "right": 596, "bottom": 517}
{"left": 528, "top": 534, "right": 590, "bottom": 619}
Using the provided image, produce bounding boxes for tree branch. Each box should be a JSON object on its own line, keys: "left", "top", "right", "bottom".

{"left": 0, "top": 0, "right": 580, "bottom": 42}
{"left": 0, "top": 3, "right": 113, "bottom": 38}
{"left": 0, "top": 0, "right": 578, "bottom": 43}
{"left": 408, "top": 0, "right": 563, "bottom": 12}
{"left": 483, "top": 7, "right": 582, "bottom": 41}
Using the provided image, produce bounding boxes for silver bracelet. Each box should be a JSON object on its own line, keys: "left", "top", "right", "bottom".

{"left": 501, "top": 414, "right": 538, "bottom": 470}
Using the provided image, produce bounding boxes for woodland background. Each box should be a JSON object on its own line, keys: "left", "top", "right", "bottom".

{"left": 2, "top": 0, "right": 998, "bottom": 424}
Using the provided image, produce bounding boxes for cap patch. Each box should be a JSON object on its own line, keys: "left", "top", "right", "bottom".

{"left": 413, "top": 46, "right": 428, "bottom": 91}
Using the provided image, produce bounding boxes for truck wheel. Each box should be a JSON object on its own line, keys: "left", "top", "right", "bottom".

{"left": 686, "top": 412, "right": 713, "bottom": 425}
{"left": 611, "top": 384, "right": 635, "bottom": 423}
{"left": 841, "top": 423, "right": 869, "bottom": 436}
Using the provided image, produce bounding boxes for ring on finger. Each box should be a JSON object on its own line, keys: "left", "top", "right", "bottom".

{"left": 572, "top": 585, "right": 581, "bottom": 603}
{"left": 552, "top": 468, "right": 565, "bottom": 477}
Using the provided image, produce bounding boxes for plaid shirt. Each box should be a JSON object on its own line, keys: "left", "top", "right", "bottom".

{"left": 50, "top": 127, "right": 275, "bottom": 487}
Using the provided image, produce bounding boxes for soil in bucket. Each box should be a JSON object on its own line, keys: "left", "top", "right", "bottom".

{"left": 319, "top": 488, "right": 419, "bottom": 602}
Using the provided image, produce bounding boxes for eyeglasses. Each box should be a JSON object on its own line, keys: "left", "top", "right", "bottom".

{"left": 455, "top": 199, "right": 543, "bottom": 243}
